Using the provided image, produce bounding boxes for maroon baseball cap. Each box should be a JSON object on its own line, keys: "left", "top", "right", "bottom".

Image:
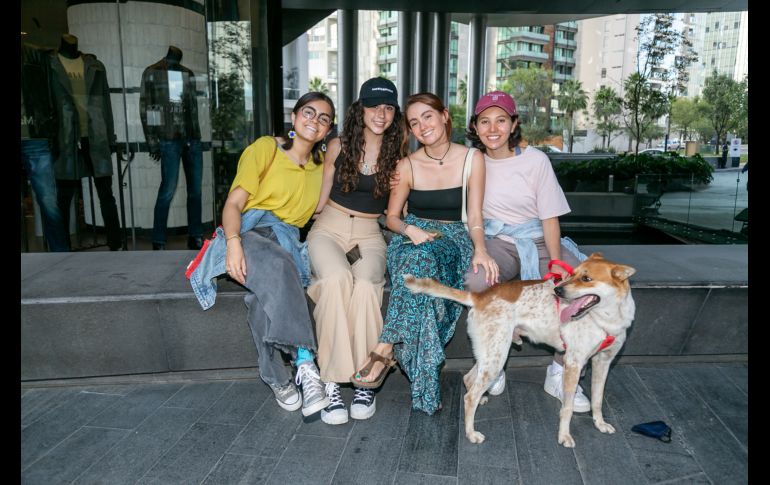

{"left": 474, "top": 91, "right": 517, "bottom": 116}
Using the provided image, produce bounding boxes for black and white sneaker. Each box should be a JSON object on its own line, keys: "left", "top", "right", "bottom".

{"left": 350, "top": 387, "right": 376, "bottom": 420}
{"left": 321, "top": 382, "right": 348, "bottom": 425}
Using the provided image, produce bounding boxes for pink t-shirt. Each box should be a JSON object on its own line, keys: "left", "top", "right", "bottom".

{"left": 482, "top": 146, "right": 571, "bottom": 227}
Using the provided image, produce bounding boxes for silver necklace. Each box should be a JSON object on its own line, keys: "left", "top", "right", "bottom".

{"left": 424, "top": 143, "right": 451, "bottom": 165}
{"left": 361, "top": 160, "right": 377, "bottom": 175}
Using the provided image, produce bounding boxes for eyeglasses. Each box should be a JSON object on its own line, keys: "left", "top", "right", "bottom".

{"left": 300, "top": 106, "right": 333, "bottom": 127}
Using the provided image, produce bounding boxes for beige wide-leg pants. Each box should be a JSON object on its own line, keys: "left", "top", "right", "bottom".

{"left": 307, "top": 204, "right": 387, "bottom": 383}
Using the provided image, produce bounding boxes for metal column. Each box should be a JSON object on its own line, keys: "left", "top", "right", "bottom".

{"left": 397, "top": 11, "right": 413, "bottom": 110}
{"left": 412, "top": 12, "right": 431, "bottom": 95}
{"left": 251, "top": 0, "right": 283, "bottom": 136}
{"left": 466, "top": 14, "right": 487, "bottom": 127}
{"left": 337, "top": 9, "right": 358, "bottom": 127}
{"left": 429, "top": 12, "right": 450, "bottom": 103}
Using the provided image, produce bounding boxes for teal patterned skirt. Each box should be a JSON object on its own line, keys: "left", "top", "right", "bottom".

{"left": 380, "top": 214, "right": 474, "bottom": 415}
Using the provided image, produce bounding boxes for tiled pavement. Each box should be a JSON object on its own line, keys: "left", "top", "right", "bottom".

{"left": 21, "top": 361, "right": 748, "bottom": 484}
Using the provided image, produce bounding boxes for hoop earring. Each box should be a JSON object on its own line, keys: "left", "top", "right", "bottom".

{"left": 288, "top": 129, "right": 296, "bottom": 139}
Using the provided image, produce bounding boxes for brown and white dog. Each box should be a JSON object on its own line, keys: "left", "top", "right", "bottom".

{"left": 404, "top": 252, "right": 635, "bottom": 448}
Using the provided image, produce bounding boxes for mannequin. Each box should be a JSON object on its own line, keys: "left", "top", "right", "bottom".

{"left": 21, "top": 41, "right": 69, "bottom": 251}
{"left": 49, "top": 34, "right": 123, "bottom": 251}
{"left": 140, "top": 45, "right": 203, "bottom": 250}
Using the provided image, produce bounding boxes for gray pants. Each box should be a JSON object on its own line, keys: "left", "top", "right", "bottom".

{"left": 464, "top": 237, "right": 582, "bottom": 291}
{"left": 242, "top": 228, "right": 317, "bottom": 387}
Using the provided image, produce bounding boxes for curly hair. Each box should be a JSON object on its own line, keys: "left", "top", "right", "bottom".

{"left": 279, "top": 92, "right": 336, "bottom": 166}
{"left": 335, "top": 100, "right": 408, "bottom": 199}
{"left": 465, "top": 113, "right": 523, "bottom": 153}
{"left": 403, "top": 92, "right": 452, "bottom": 146}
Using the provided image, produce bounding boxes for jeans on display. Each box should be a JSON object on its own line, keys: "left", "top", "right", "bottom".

{"left": 56, "top": 138, "right": 123, "bottom": 251}
{"left": 21, "top": 139, "right": 69, "bottom": 252}
{"left": 152, "top": 139, "right": 203, "bottom": 245}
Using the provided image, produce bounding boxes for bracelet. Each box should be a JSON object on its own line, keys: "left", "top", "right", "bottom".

{"left": 470, "top": 225, "right": 483, "bottom": 231}
{"left": 399, "top": 221, "right": 409, "bottom": 235}
{"left": 226, "top": 234, "right": 241, "bottom": 241}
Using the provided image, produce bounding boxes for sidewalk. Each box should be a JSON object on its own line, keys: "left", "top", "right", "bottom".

{"left": 21, "top": 360, "right": 747, "bottom": 484}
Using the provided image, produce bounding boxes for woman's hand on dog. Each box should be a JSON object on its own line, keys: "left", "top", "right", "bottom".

{"left": 225, "top": 239, "right": 248, "bottom": 285}
{"left": 404, "top": 225, "right": 439, "bottom": 245}
{"left": 472, "top": 249, "right": 499, "bottom": 286}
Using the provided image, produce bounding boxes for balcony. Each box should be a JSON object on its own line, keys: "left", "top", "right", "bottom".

{"left": 377, "top": 34, "right": 398, "bottom": 47}
{"left": 555, "top": 37, "right": 577, "bottom": 48}
{"left": 554, "top": 71, "right": 573, "bottom": 82}
{"left": 501, "top": 30, "right": 550, "bottom": 44}
{"left": 554, "top": 54, "right": 576, "bottom": 65}
{"left": 500, "top": 50, "right": 549, "bottom": 64}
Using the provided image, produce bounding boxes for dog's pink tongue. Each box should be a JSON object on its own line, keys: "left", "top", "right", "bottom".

{"left": 560, "top": 295, "right": 593, "bottom": 323}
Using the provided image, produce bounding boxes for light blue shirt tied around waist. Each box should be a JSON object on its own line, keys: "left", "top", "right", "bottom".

{"left": 188, "top": 209, "right": 311, "bottom": 310}
{"left": 483, "top": 218, "right": 587, "bottom": 280}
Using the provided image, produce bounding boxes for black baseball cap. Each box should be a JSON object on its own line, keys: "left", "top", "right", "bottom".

{"left": 359, "top": 77, "right": 399, "bottom": 108}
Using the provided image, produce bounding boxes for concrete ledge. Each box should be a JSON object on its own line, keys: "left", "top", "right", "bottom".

{"left": 21, "top": 245, "right": 748, "bottom": 381}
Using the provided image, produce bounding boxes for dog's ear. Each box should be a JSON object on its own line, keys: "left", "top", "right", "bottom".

{"left": 612, "top": 264, "right": 636, "bottom": 281}
{"left": 588, "top": 252, "right": 604, "bottom": 260}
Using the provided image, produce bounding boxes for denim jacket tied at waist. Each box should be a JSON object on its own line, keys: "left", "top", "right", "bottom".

{"left": 483, "top": 218, "right": 587, "bottom": 280}
{"left": 188, "top": 209, "right": 311, "bottom": 310}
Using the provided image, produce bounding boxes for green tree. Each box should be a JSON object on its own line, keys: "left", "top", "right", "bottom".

{"left": 626, "top": 14, "right": 697, "bottom": 153}
{"left": 592, "top": 86, "right": 623, "bottom": 149}
{"left": 556, "top": 80, "right": 588, "bottom": 153}
{"left": 449, "top": 104, "right": 467, "bottom": 143}
{"left": 500, "top": 67, "right": 554, "bottom": 144}
{"left": 701, "top": 71, "right": 746, "bottom": 153}
{"left": 308, "top": 76, "right": 330, "bottom": 94}
{"left": 623, "top": 73, "right": 669, "bottom": 154}
{"left": 670, "top": 97, "right": 701, "bottom": 142}
{"left": 458, "top": 76, "right": 468, "bottom": 105}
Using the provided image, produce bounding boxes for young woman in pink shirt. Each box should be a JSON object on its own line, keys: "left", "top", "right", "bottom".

{"left": 464, "top": 91, "right": 590, "bottom": 413}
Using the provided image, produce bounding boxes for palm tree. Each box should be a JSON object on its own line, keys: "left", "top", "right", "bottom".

{"left": 592, "top": 86, "right": 623, "bottom": 149}
{"left": 308, "top": 76, "right": 329, "bottom": 95}
{"left": 556, "top": 80, "right": 588, "bottom": 153}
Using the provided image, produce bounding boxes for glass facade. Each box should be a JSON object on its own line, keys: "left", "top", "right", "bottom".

{"left": 20, "top": 0, "right": 263, "bottom": 252}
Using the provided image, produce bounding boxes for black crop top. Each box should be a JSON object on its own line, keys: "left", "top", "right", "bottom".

{"left": 407, "top": 186, "right": 462, "bottom": 221}
{"left": 329, "top": 157, "right": 388, "bottom": 215}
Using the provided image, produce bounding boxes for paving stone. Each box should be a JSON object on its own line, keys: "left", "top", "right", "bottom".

{"left": 673, "top": 363, "right": 748, "bottom": 449}
{"left": 202, "top": 454, "right": 278, "bottom": 484}
{"left": 21, "top": 388, "right": 78, "bottom": 428}
{"left": 506, "top": 368, "right": 583, "bottom": 485}
{"left": 227, "top": 400, "right": 303, "bottom": 458}
{"left": 138, "top": 422, "right": 243, "bottom": 484}
{"left": 398, "top": 372, "right": 461, "bottom": 477}
{"left": 348, "top": 388, "right": 412, "bottom": 440}
{"left": 394, "top": 471, "right": 458, "bottom": 484}
{"left": 21, "top": 426, "right": 128, "bottom": 485}
{"left": 458, "top": 417, "right": 517, "bottom": 472}
{"left": 602, "top": 365, "right": 705, "bottom": 483}
{"left": 87, "top": 383, "right": 184, "bottom": 430}
{"left": 716, "top": 363, "right": 748, "bottom": 395}
{"left": 266, "top": 435, "right": 347, "bottom": 485}
{"left": 163, "top": 381, "right": 232, "bottom": 410}
{"left": 457, "top": 464, "right": 518, "bottom": 485}
{"left": 634, "top": 366, "right": 748, "bottom": 484}
{"left": 333, "top": 436, "right": 403, "bottom": 485}
{"left": 74, "top": 406, "right": 203, "bottom": 483}
{"left": 198, "top": 379, "right": 269, "bottom": 425}
{"left": 21, "top": 390, "right": 120, "bottom": 470}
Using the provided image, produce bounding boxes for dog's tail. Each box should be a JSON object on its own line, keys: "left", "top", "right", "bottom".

{"left": 403, "top": 274, "right": 474, "bottom": 307}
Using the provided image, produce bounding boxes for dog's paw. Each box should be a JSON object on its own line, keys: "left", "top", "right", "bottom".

{"left": 594, "top": 420, "right": 616, "bottom": 434}
{"left": 558, "top": 433, "right": 576, "bottom": 448}
{"left": 467, "top": 431, "right": 486, "bottom": 444}
{"left": 480, "top": 396, "right": 488, "bottom": 406}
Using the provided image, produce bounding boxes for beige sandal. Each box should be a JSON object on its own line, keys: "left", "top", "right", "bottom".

{"left": 350, "top": 351, "right": 396, "bottom": 389}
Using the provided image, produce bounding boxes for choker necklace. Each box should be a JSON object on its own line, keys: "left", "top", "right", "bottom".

{"left": 424, "top": 143, "right": 451, "bottom": 165}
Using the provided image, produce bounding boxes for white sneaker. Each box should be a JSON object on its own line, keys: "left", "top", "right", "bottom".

{"left": 321, "top": 382, "right": 349, "bottom": 425}
{"left": 487, "top": 370, "right": 506, "bottom": 396}
{"left": 543, "top": 362, "right": 591, "bottom": 413}
{"left": 295, "top": 362, "right": 330, "bottom": 417}
{"left": 350, "top": 387, "right": 376, "bottom": 420}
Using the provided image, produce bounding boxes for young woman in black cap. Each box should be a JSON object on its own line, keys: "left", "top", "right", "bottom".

{"left": 307, "top": 77, "right": 408, "bottom": 424}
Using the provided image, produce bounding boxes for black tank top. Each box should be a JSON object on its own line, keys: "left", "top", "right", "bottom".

{"left": 407, "top": 186, "right": 462, "bottom": 221}
{"left": 329, "top": 157, "right": 388, "bottom": 215}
